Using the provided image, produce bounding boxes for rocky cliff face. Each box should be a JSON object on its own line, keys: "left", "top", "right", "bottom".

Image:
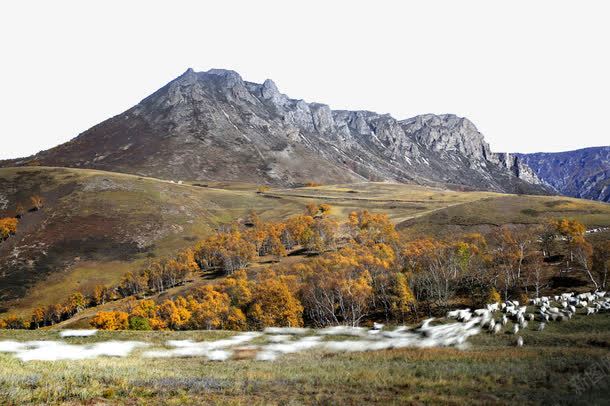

{"left": 517, "top": 147, "right": 610, "bottom": 202}
{"left": 2, "top": 68, "right": 549, "bottom": 194}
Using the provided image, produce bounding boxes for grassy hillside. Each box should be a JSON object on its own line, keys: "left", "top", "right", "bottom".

{"left": 398, "top": 194, "right": 610, "bottom": 239}
{"left": 0, "top": 167, "right": 304, "bottom": 316}
{"left": 263, "top": 182, "right": 500, "bottom": 223}
{"left": 2, "top": 167, "right": 609, "bottom": 320}
{"left": 0, "top": 313, "right": 608, "bottom": 404}
{"left": 0, "top": 170, "right": 503, "bottom": 317}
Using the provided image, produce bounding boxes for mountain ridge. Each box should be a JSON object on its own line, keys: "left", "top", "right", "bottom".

{"left": 517, "top": 146, "right": 610, "bottom": 202}
{"left": 1, "top": 68, "right": 550, "bottom": 195}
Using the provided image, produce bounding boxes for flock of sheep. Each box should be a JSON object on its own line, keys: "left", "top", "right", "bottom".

{"left": 0, "top": 290, "right": 607, "bottom": 361}
{"left": 447, "top": 290, "right": 609, "bottom": 347}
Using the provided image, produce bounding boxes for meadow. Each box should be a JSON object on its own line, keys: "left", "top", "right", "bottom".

{"left": 0, "top": 313, "right": 608, "bottom": 405}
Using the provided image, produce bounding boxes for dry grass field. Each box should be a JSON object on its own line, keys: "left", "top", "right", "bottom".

{"left": 0, "top": 312, "right": 608, "bottom": 405}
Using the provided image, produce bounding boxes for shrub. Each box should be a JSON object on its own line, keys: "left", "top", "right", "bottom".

{"left": 129, "top": 316, "right": 152, "bottom": 331}
{"left": 488, "top": 288, "right": 501, "bottom": 304}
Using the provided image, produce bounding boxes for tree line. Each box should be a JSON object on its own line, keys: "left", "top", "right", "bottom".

{"left": 1, "top": 202, "right": 608, "bottom": 330}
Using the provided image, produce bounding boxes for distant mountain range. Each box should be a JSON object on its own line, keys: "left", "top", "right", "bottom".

{"left": 517, "top": 147, "right": 610, "bottom": 202}
{"left": 0, "top": 68, "right": 552, "bottom": 196}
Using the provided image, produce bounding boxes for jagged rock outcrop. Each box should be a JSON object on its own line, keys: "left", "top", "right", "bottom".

{"left": 1, "top": 68, "right": 550, "bottom": 194}
{"left": 517, "top": 147, "right": 610, "bottom": 202}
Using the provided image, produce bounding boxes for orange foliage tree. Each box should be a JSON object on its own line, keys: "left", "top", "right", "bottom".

{"left": 0, "top": 217, "right": 18, "bottom": 241}
{"left": 90, "top": 311, "right": 129, "bottom": 330}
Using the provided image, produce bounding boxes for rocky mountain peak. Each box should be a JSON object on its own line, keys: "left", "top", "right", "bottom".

{"left": 1, "top": 68, "right": 551, "bottom": 195}
{"left": 400, "top": 114, "right": 490, "bottom": 160}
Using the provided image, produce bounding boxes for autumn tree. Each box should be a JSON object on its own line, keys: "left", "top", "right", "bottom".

{"left": 349, "top": 210, "right": 399, "bottom": 246}
{"left": 92, "top": 285, "right": 112, "bottom": 306}
{"left": 219, "top": 269, "right": 253, "bottom": 308}
{"left": 2, "top": 315, "right": 29, "bottom": 329}
{"left": 30, "top": 307, "right": 45, "bottom": 329}
{"left": 15, "top": 204, "right": 25, "bottom": 219}
{"left": 129, "top": 299, "right": 165, "bottom": 330}
{"left": 592, "top": 241, "right": 610, "bottom": 289}
{"left": 573, "top": 237, "right": 598, "bottom": 289}
{"left": 527, "top": 252, "right": 547, "bottom": 299}
{"left": 490, "top": 226, "right": 527, "bottom": 297}
{"left": 308, "top": 216, "right": 339, "bottom": 253}
{"left": 390, "top": 272, "right": 416, "bottom": 321}
{"left": 553, "top": 218, "right": 586, "bottom": 264}
{"left": 188, "top": 286, "right": 232, "bottom": 330}
{"left": 63, "top": 292, "right": 87, "bottom": 318}
{"left": 118, "top": 271, "right": 147, "bottom": 297}
{"left": 46, "top": 303, "right": 63, "bottom": 324}
{"left": 176, "top": 248, "right": 200, "bottom": 273}
{"left": 157, "top": 298, "right": 192, "bottom": 330}
{"left": 249, "top": 270, "right": 303, "bottom": 328}
{"left": 30, "top": 195, "right": 44, "bottom": 211}
{"left": 319, "top": 203, "right": 332, "bottom": 216}
{"left": 402, "top": 238, "right": 464, "bottom": 309}
{"left": 194, "top": 230, "right": 256, "bottom": 275}
{"left": 297, "top": 249, "right": 374, "bottom": 326}
{"left": 90, "top": 311, "right": 129, "bottom": 330}
{"left": 0, "top": 217, "right": 18, "bottom": 241}
{"left": 282, "top": 214, "right": 314, "bottom": 249}
{"left": 244, "top": 221, "right": 286, "bottom": 258}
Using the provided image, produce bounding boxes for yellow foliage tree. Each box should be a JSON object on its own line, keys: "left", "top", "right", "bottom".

{"left": 249, "top": 270, "right": 303, "bottom": 328}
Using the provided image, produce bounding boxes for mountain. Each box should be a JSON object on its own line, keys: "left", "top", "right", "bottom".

{"left": 517, "top": 147, "right": 610, "bottom": 202}
{"left": 1, "top": 68, "right": 549, "bottom": 194}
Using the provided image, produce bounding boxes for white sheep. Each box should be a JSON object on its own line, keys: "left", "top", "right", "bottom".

{"left": 516, "top": 336, "right": 523, "bottom": 347}
{"left": 512, "top": 324, "right": 519, "bottom": 334}
{"left": 537, "top": 322, "right": 546, "bottom": 331}
{"left": 586, "top": 307, "right": 596, "bottom": 315}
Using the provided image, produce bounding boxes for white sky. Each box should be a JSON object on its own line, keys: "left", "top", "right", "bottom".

{"left": 1, "top": 0, "right": 608, "bottom": 159}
